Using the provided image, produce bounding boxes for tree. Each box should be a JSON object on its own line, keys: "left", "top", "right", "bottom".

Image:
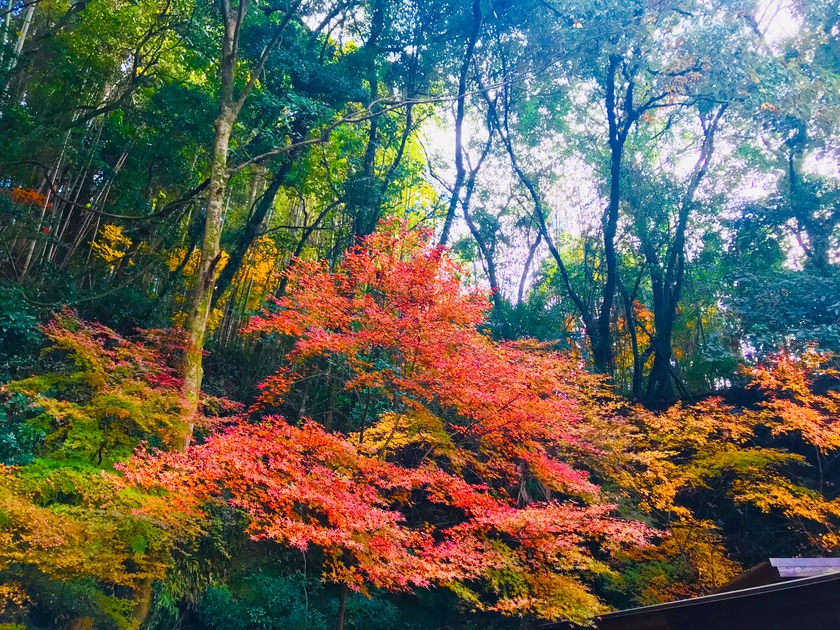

{"left": 582, "top": 349, "right": 840, "bottom": 604}
{"left": 482, "top": 0, "right": 722, "bottom": 374}
{"left": 0, "top": 310, "right": 208, "bottom": 627}
{"left": 178, "top": 0, "right": 307, "bottom": 447}
{"left": 128, "top": 222, "right": 650, "bottom": 626}
{"left": 630, "top": 104, "right": 727, "bottom": 403}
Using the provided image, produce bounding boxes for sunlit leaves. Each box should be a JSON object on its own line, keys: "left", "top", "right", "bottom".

{"left": 132, "top": 222, "right": 651, "bottom": 623}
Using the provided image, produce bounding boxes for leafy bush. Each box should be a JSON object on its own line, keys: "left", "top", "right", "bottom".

{"left": 198, "top": 574, "right": 328, "bottom": 630}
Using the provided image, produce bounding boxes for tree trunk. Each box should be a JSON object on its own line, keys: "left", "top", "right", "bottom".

{"left": 130, "top": 576, "right": 154, "bottom": 630}
{"left": 645, "top": 280, "right": 676, "bottom": 404}
{"left": 463, "top": 204, "right": 501, "bottom": 311}
{"left": 4, "top": 1, "right": 34, "bottom": 78}
{"left": 591, "top": 142, "right": 621, "bottom": 374}
{"left": 351, "top": 0, "right": 385, "bottom": 238}
{"left": 438, "top": 0, "right": 482, "bottom": 246}
{"left": 485, "top": 76, "right": 602, "bottom": 367}
{"left": 19, "top": 179, "right": 53, "bottom": 281}
{"left": 336, "top": 583, "right": 348, "bottom": 630}
{"left": 211, "top": 159, "right": 288, "bottom": 308}
{"left": 593, "top": 55, "right": 625, "bottom": 375}
{"left": 644, "top": 106, "right": 724, "bottom": 404}
{"left": 460, "top": 129, "right": 497, "bottom": 307}
{"left": 179, "top": 108, "right": 234, "bottom": 449}
{"left": 617, "top": 276, "right": 643, "bottom": 399}
{"left": 0, "top": 0, "right": 13, "bottom": 69}
{"left": 517, "top": 231, "right": 541, "bottom": 305}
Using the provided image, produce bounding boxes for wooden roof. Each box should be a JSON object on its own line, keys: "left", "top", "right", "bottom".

{"left": 541, "top": 560, "right": 840, "bottom": 630}
{"left": 716, "top": 557, "right": 840, "bottom": 593}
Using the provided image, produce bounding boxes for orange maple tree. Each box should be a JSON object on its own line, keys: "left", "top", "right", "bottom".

{"left": 580, "top": 349, "right": 840, "bottom": 605}
{"left": 126, "top": 221, "right": 651, "bottom": 623}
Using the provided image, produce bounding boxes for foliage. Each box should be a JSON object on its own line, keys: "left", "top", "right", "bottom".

{"left": 197, "top": 574, "right": 330, "bottom": 630}
{"left": 3, "top": 230, "right": 840, "bottom": 627}
{"left": 0, "top": 0, "right": 839, "bottom": 625}
{"left": 0, "top": 288, "right": 41, "bottom": 383}
{"left": 582, "top": 350, "right": 840, "bottom": 604}
{"left": 0, "top": 310, "right": 204, "bottom": 627}
{"left": 127, "top": 224, "right": 651, "bottom": 624}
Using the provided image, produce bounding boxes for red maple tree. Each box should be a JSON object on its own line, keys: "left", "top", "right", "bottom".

{"left": 126, "top": 221, "right": 650, "bottom": 622}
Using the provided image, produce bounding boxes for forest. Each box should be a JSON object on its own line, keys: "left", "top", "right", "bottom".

{"left": 0, "top": 0, "right": 838, "bottom": 627}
